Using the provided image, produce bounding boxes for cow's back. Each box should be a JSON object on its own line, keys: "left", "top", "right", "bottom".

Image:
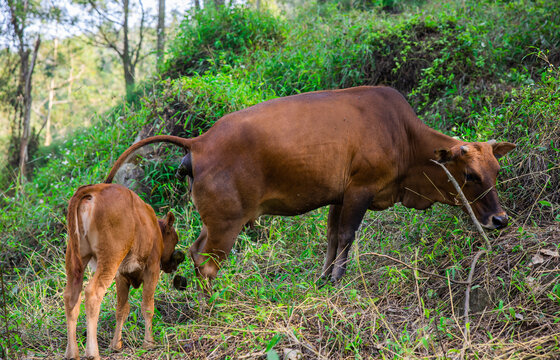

{"left": 189, "top": 87, "right": 420, "bottom": 218}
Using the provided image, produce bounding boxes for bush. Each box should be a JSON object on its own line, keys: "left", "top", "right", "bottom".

{"left": 163, "top": 6, "right": 283, "bottom": 78}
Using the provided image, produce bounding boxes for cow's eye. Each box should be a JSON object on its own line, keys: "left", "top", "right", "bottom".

{"left": 465, "top": 172, "right": 481, "bottom": 183}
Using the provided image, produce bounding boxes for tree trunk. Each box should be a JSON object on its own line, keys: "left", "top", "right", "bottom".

{"left": 45, "top": 38, "right": 58, "bottom": 146}
{"left": 122, "top": 0, "right": 134, "bottom": 97}
{"left": 193, "top": 0, "right": 200, "bottom": 9}
{"left": 18, "top": 37, "right": 41, "bottom": 181}
{"left": 157, "top": 0, "right": 165, "bottom": 64}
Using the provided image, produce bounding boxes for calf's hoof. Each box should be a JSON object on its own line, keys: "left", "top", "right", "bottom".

{"left": 64, "top": 346, "right": 80, "bottom": 360}
{"left": 110, "top": 339, "right": 123, "bottom": 352}
{"left": 143, "top": 339, "right": 156, "bottom": 349}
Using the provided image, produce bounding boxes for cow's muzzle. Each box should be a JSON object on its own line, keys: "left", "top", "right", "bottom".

{"left": 491, "top": 214, "right": 508, "bottom": 229}
{"left": 482, "top": 213, "right": 508, "bottom": 229}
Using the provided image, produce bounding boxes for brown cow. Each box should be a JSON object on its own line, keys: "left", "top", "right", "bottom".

{"left": 104, "top": 86, "right": 515, "bottom": 287}
{"left": 64, "top": 183, "right": 184, "bottom": 360}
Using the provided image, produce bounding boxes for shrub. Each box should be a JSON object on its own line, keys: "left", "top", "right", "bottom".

{"left": 163, "top": 6, "right": 283, "bottom": 78}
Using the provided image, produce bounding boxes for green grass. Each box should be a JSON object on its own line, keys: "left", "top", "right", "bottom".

{"left": 1, "top": 0, "right": 560, "bottom": 358}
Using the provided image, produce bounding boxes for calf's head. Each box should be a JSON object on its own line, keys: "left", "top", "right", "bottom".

{"left": 434, "top": 140, "right": 516, "bottom": 229}
{"left": 158, "top": 212, "right": 185, "bottom": 273}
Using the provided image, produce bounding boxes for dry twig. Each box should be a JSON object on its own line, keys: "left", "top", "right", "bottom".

{"left": 431, "top": 159, "right": 494, "bottom": 359}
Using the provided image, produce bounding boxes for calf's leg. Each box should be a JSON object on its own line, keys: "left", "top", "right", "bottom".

{"left": 84, "top": 260, "right": 121, "bottom": 360}
{"left": 140, "top": 264, "right": 159, "bottom": 349}
{"left": 64, "top": 257, "right": 87, "bottom": 360}
{"left": 110, "top": 274, "right": 130, "bottom": 352}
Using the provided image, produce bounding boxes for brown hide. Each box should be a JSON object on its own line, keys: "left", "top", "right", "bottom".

{"left": 105, "top": 86, "right": 515, "bottom": 286}
{"left": 64, "top": 183, "right": 183, "bottom": 360}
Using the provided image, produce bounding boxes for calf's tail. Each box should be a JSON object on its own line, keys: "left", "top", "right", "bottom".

{"left": 65, "top": 186, "right": 90, "bottom": 308}
{"left": 105, "top": 135, "right": 193, "bottom": 183}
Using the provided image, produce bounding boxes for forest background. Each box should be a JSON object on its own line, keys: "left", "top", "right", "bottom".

{"left": 0, "top": 0, "right": 559, "bottom": 358}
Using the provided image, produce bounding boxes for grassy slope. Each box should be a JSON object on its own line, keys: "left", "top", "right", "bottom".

{"left": 1, "top": 0, "right": 559, "bottom": 359}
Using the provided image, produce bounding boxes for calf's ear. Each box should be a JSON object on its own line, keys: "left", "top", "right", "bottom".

{"left": 490, "top": 141, "right": 516, "bottom": 159}
{"left": 165, "top": 212, "right": 175, "bottom": 227}
{"left": 434, "top": 148, "right": 454, "bottom": 164}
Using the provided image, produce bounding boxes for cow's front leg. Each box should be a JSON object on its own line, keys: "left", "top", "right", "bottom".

{"left": 331, "top": 190, "right": 372, "bottom": 283}
{"left": 110, "top": 274, "right": 130, "bottom": 352}
{"left": 321, "top": 204, "right": 342, "bottom": 281}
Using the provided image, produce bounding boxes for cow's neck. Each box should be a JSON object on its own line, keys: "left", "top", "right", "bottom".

{"left": 400, "top": 123, "right": 461, "bottom": 209}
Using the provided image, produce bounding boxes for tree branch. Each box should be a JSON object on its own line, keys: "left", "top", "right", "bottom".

{"left": 87, "top": 0, "right": 124, "bottom": 27}
{"left": 430, "top": 160, "right": 492, "bottom": 250}
{"left": 132, "top": 0, "right": 146, "bottom": 68}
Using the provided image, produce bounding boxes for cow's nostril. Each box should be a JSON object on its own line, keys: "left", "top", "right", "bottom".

{"left": 492, "top": 215, "right": 508, "bottom": 229}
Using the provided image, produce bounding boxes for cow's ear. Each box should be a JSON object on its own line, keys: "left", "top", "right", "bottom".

{"left": 491, "top": 141, "right": 516, "bottom": 159}
{"left": 434, "top": 148, "right": 454, "bottom": 164}
{"left": 165, "top": 212, "right": 175, "bottom": 227}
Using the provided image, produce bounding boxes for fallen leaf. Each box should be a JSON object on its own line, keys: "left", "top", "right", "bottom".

{"left": 540, "top": 248, "right": 559, "bottom": 258}
{"left": 283, "top": 348, "right": 303, "bottom": 360}
{"left": 531, "top": 253, "right": 545, "bottom": 266}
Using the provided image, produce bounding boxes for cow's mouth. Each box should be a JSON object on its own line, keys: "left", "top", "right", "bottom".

{"left": 480, "top": 213, "right": 509, "bottom": 230}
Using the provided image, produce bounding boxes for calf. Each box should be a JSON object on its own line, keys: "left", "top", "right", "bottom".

{"left": 64, "top": 183, "right": 184, "bottom": 360}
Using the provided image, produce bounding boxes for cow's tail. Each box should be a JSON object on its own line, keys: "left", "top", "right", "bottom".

{"left": 104, "top": 135, "right": 194, "bottom": 183}
{"left": 65, "top": 185, "right": 91, "bottom": 308}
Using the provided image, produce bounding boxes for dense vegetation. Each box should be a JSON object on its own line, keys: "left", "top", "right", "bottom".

{"left": 1, "top": 0, "right": 559, "bottom": 358}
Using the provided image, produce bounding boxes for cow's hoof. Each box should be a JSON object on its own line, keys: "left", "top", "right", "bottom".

{"left": 330, "top": 274, "right": 343, "bottom": 286}
{"left": 316, "top": 275, "right": 331, "bottom": 289}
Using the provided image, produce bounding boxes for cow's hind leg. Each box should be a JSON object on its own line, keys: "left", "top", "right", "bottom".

{"left": 190, "top": 219, "right": 244, "bottom": 294}
{"left": 320, "top": 204, "right": 342, "bottom": 281}
{"left": 84, "top": 259, "right": 122, "bottom": 360}
{"left": 110, "top": 274, "right": 130, "bottom": 352}
{"left": 331, "top": 190, "right": 372, "bottom": 283}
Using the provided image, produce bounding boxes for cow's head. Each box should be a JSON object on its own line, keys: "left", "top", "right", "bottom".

{"left": 434, "top": 140, "right": 516, "bottom": 229}
{"left": 158, "top": 212, "right": 185, "bottom": 273}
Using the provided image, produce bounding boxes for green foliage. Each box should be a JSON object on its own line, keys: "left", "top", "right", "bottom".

{"left": 164, "top": 6, "right": 283, "bottom": 78}
{"left": 137, "top": 74, "right": 272, "bottom": 138}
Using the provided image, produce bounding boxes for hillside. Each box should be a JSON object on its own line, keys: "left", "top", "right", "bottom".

{"left": 1, "top": 0, "right": 559, "bottom": 358}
